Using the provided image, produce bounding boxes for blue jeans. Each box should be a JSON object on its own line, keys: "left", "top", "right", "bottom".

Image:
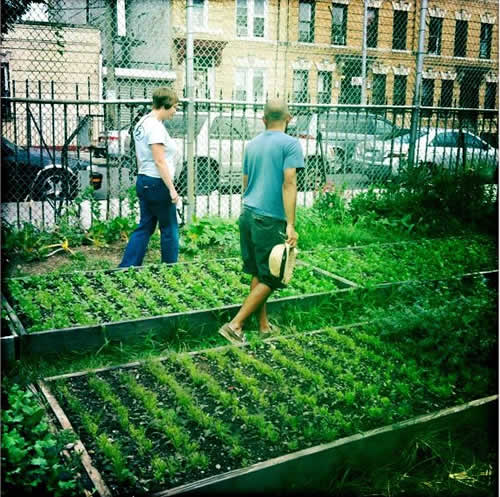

{"left": 119, "top": 175, "right": 179, "bottom": 267}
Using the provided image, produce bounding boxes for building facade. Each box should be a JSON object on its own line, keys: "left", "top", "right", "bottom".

{"left": 1, "top": 0, "right": 498, "bottom": 116}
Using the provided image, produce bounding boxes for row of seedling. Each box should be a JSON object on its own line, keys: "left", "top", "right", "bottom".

{"left": 48, "top": 309, "right": 495, "bottom": 495}
{"left": 6, "top": 259, "right": 339, "bottom": 332}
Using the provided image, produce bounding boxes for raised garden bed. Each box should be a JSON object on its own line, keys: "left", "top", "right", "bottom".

{"left": 1, "top": 267, "right": 496, "bottom": 362}
{"left": 1, "top": 258, "right": 351, "bottom": 360}
{"left": 39, "top": 311, "right": 497, "bottom": 496}
{"left": 3, "top": 259, "right": 346, "bottom": 334}
{"left": 302, "top": 236, "right": 497, "bottom": 285}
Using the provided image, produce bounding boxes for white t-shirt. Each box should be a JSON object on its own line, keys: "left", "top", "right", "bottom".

{"left": 133, "top": 113, "right": 178, "bottom": 179}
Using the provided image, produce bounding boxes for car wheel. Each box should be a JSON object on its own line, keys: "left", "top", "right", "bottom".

{"left": 298, "top": 157, "right": 325, "bottom": 192}
{"left": 177, "top": 159, "right": 220, "bottom": 195}
{"left": 330, "top": 149, "right": 345, "bottom": 174}
{"left": 195, "top": 158, "right": 219, "bottom": 195}
{"left": 32, "top": 169, "right": 78, "bottom": 202}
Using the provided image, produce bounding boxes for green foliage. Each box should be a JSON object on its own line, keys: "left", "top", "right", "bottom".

{"left": 1, "top": 381, "right": 82, "bottom": 496}
{"left": 313, "top": 182, "right": 352, "bottom": 225}
{"left": 1, "top": 222, "right": 55, "bottom": 262}
{"left": 350, "top": 168, "right": 498, "bottom": 236}
{"left": 180, "top": 216, "right": 239, "bottom": 256}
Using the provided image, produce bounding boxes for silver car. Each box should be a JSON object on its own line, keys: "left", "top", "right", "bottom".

{"left": 287, "top": 110, "right": 401, "bottom": 172}
{"left": 353, "top": 128, "right": 498, "bottom": 181}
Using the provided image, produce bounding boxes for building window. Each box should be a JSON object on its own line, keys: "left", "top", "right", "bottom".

{"left": 317, "top": 71, "right": 332, "bottom": 104}
{"left": 372, "top": 74, "right": 386, "bottom": 105}
{"left": 1, "top": 62, "right": 11, "bottom": 120}
{"left": 453, "top": 20, "right": 467, "bottom": 57}
{"left": 484, "top": 82, "right": 497, "bottom": 109}
{"left": 367, "top": 8, "right": 379, "bottom": 48}
{"left": 422, "top": 78, "right": 435, "bottom": 111}
{"left": 428, "top": 17, "right": 442, "bottom": 55}
{"left": 192, "top": 0, "right": 207, "bottom": 30}
{"left": 235, "top": 68, "right": 248, "bottom": 100}
{"left": 439, "top": 80, "right": 454, "bottom": 107}
{"left": 479, "top": 23, "right": 492, "bottom": 59}
{"left": 193, "top": 56, "right": 214, "bottom": 98}
{"left": 393, "top": 74, "right": 407, "bottom": 106}
{"left": 236, "top": 0, "right": 265, "bottom": 38}
{"left": 392, "top": 10, "right": 407, "bottom": 50}
{"left": 235, "top": 67, "right": 265, "bottom": 101}
{"left": 339, "top": 78, "right": 361, "bottom": 104}
{"left": 293, "top": 69, "right": 309, "bottom": 102}
{"left": 331, "top": 3, "right": 347, "bottom": 46}
{"left": 298, "top": 0, "right": 315, "bottom": 43}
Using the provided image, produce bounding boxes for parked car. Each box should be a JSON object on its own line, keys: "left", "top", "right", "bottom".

{"left": 1, "top": 137, "right": 103, "bottom": 202}
{"left": 165, "top": 112, "right": 338, "bottom": 194}
{"left": 286, "top": 110, "right": 401, "bottom": 172}
{"left": 352, "top": 128, "right": 499, "bottom": 181}
{"left": 94, "top": 125, "right": 131, "bottom": 158}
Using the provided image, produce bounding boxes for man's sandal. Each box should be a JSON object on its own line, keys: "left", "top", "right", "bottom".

{"left": 259, "top": 322, "right": 281, "bottom": 338}
{"left": 218, "top": 323, "right": 246, "bottom": 345}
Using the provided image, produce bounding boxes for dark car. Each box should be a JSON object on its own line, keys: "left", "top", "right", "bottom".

{"left": 1, "top": 137, "right": 102, "bottom": 202}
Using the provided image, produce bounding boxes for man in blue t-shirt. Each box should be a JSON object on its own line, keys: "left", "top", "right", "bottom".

{"left": 219, "top": 99, "right": 304, "bottom": 344}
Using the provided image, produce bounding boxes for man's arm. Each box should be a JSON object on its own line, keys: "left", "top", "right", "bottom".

{"left": 283, "top": 167, "right": 298, "bottom": 247}
{"left": 152, "top": 143, "right": 179, "bottom": 203}
{"left": 242, "top": 174, "right": 248, "bottom": 192}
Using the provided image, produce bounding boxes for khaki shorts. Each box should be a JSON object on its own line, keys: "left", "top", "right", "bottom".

{"left": 239, "top": 208, "right": 287, "bottom": 290}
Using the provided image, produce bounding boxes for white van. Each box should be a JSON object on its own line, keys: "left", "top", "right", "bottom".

{"left": 165, "top": 112, "right": 338, "bottom": 194}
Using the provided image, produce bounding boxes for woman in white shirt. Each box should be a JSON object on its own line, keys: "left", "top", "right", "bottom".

{"left": 119, "top": 87, "right": 180, "bottom": 267}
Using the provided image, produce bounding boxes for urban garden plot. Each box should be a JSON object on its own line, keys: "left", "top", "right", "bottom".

{"left": 4, "top": 259, "right": 340, "bottom": 333}
{"left": 44, "top": 277, "right": 496, "bottom": 495}
{"left": 302, "top": 236, "right": 497, "bottom": 285}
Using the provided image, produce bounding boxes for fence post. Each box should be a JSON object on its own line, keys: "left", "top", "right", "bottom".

{"left": 408, "top": 0, "right": 428, "bottom": 166}
{"left": 361, "top": 0, "right": 368, "bottom": 106}
{"left": 185, "top": 0, "right": 195, "bottom": 225}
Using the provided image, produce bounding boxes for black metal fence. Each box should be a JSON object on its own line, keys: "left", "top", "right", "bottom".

{"left": 1, "top": 95, "right": 498, "bottom": 229}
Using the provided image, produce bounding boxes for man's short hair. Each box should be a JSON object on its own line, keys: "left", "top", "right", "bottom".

{"left": 152, "top": 87, "right": 178, "bottom": 110}
{"left": 264, "top": 99, "right": 290, "bottom": 123}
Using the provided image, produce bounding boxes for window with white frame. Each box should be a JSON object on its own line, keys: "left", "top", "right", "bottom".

{"left": 235, "top": 67, "right": 265, "bottom": 102}
{"left": 1, "top": 61, "right": 11, "bottom": 120}
{"left": 367, "top": 7, "right": 379, "bottom": 48}
{"left": 479, "top": 23, "right": 492, "bottom": 59}
{"left": 192, "top": 0, "right": 207, "bottom": 30}
{"left": 428, "top": 17, "right": 443, "bottom": 55}
{"left": 331, "top": 3, "right": 348, "bottom": 46}
{"left": 293, "top": 69, "right": 309, "bottom": 102}
{"left": 298, "top": 0, "right": 315, "bottom": 43}
{"left": 317, "top": 71, "right": 332, "bottom": 104}
{"left": 236, "top": 0, "right": 266, "bottom": 38}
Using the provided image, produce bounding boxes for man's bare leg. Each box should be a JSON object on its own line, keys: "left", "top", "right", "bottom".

{"left": 250, "top": 276, "right": 271, "bottom": 332}
{"left": 229, "top": 279, "right": 272, "bottom": 334}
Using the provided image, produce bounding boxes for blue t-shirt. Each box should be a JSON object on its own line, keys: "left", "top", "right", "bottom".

{"left": 242, "top": 131, "right": 304, "bottom": 221}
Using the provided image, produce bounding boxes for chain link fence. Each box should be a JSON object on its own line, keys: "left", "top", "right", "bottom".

{"left": 1, "top": 0, "right": 498, "bottom": 228}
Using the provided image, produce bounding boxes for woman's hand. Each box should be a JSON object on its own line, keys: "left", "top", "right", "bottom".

{"left": 169, "top": 187, "right": 179, "bottom": 204}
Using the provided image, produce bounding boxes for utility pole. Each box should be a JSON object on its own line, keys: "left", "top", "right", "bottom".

{"left": 186, "top": 0, "right": 195, "bottom": 224}
{"left": 361, "top": 0, "right": 368, "bottom": 105}
{"left": 408, "top": 0, "right": 428, "bottom": 166}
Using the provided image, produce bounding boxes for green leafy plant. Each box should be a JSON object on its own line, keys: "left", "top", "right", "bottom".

{"left": 180, "top": 216, "right": 239, "bottom": 256}
{"left": 1, "top": 382, "right": 82, "bottom": 496}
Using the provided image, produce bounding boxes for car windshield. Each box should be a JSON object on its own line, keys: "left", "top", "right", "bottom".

{"left": 287, "top": 114, "right": 314, "bottom": 135}
{"left": 388, "top": 130, "right": 426, "bottom": 143}
{"left": 165, "top": 114, "right": 207, "bottom": 138}
{"left": 209, "top": 116, "right": 264, "bottom": 140}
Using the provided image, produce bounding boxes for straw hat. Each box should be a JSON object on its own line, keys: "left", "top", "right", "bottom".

{"left": 269, "top": 243, "right": 297, "bottom": 285}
